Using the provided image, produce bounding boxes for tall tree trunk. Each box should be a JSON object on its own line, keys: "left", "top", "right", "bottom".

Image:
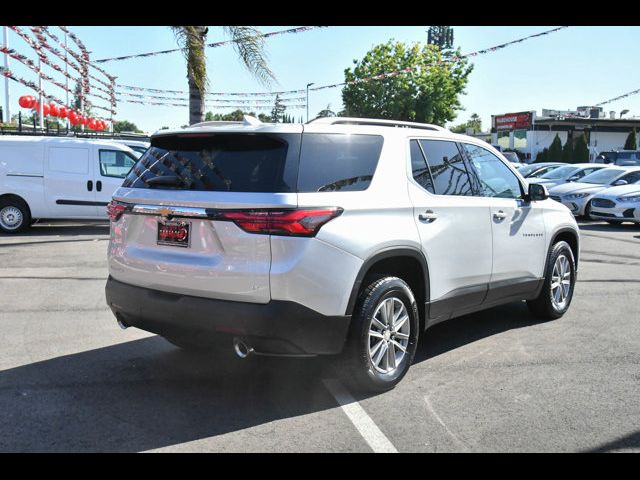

{"left": 188, "top": 26, "right": 207, "bottom": 125}
{"left": 188, "top": 72, "right": 204, "bottom": 125}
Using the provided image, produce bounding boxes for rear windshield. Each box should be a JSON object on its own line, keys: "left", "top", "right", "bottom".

{"left": 122, "top": 133, "right": 300, "bottom": 192}
{"left": 122, "top": 132, "right": 383, "bottom": 193}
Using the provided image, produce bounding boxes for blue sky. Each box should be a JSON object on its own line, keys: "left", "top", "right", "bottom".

{"left": 4, "top": 26, "right": 640, "bottom": 133}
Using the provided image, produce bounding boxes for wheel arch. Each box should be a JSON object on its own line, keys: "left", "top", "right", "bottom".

{"left": 548, "top": 227, "right": 580, "bottom": 271}
{"left": 345, "top": 247, "right": 430, "bottom": 326}
{"left": 0, "top": 193, "right": 32, "bottom": 218}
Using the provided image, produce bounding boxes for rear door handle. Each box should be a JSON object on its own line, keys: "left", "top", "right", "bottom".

{"left": 96, "top": 181, "right": 102, "bottom": 192}
{"left": 418, "top": 210, "right": 438, "bottom": 222}
{"left": 493, "top": 210, "right": 507, "bottom": 220}
{"left": 87, "top": 180, "right": 93, "bottom": 191}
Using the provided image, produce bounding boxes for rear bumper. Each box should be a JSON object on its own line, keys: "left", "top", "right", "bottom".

{"left": 105, "top": 276, "right": 351, "bottom": 355}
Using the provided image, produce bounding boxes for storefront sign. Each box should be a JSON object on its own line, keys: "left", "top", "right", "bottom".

{"left": 494, "top": 111, "right": 533, "bottom": 130}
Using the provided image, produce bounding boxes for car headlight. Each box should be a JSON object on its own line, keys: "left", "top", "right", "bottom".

{"left": 615, "top": 195, "right": 640, "bottom": 203}
{"left": 564, "top": 192, "right": 590, "bottom": 200}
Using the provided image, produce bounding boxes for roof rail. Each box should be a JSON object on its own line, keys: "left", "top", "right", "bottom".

{"left": 307, "top": 116, "right": 447, "bottom": 132}
{"left": 190, "top": 120, "right": 243, "bottom": 128}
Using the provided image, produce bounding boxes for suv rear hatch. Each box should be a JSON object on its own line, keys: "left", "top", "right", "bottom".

{"left": 107, "top": 126, "right": 383, "bottom": 304}
{"left": 108, "top": 128, "right": 302, "bottom": 303}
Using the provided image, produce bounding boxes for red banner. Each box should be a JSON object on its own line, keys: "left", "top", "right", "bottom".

{"left": 494, "top": 111, "right": 533, "bottom": 130}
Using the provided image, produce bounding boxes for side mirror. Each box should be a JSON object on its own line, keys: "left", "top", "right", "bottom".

{"left": 614, "top": 179, "right": 629, "bottom": 186}
{"left": 567, "top": 175, "right": 580, "bottom": 182}
{"left": 527, "top": 183, "right": 549, "bottom": 201}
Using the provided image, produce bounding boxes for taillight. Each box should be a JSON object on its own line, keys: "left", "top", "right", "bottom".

{"left": 107, "top": 200, "right": 128, "bottom": 222}
{"left": 216, "top": 208, "right": 343, "bottom": 236}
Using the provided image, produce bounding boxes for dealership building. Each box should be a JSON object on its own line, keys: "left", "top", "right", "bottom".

{"left": 490, "top": 107, "right": 640, "bottom": 161}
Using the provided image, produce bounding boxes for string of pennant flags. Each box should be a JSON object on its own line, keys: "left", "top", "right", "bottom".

{"left": 94, "top": 26, "right": 326, "bottom": 63}
{"left": 116, "top": 90, "right": 307, "bottom": 104}
{"left": 114, "top": 26, "right": 570, "bottom": 100}
{"left": 0, "top": 66, "right": 111, "bottom": 121}
{"left": 120, "top": 97, "right": 306, "bottom": 110}
{"left": 596, "top": 87, "right": 640, "bottom": 107}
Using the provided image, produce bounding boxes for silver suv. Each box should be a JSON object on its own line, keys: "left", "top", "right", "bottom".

{"left": 105, "top": 117, "right": 580, "bottom": 391}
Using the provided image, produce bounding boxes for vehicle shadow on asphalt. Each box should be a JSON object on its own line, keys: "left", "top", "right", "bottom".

{"left": 0, "top": 222, "right": 110, "bottom": 244}
{"left": 413, "top": 302, "right": 539, "bottom": 364}
{"left": 584, "top": 429, "right": 640, "bottom": 452}
{"left": 0, "top": 335, "right": 338, "bottom": 452}
{"left": 578, "top": 222, "right": 640, "bottom": 233}
{"left": 0, "top": 302, "right": 542, "bottom": 452}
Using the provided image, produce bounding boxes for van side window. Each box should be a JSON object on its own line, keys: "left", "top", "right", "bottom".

{"left": 410, "top": 140, "right": 434, "bottom": 194}
{"left": 418, "top": 140, "right": 473, "bottom": 196}
{"left": 100, "top": 150, "right": 137, "bottom": 178}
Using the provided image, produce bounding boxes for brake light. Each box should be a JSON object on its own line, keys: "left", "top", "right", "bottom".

{"left": 217, "top": 208, "right": 343, "bottom": 236}
{"left": 107, "top": 200, "right": 128, "bottom": 222}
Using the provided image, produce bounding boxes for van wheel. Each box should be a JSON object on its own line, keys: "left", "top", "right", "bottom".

{"left": 343, "top": 276, "right": 419, "bottom": 393}
{"left": 583, "top": 201, "right": 592, "bottom": 220}
{"left": 527, "top": 241, "right": 576, "bottom": 320}
{"left": 0, "top": 198, "right": 31, "bottom": 233}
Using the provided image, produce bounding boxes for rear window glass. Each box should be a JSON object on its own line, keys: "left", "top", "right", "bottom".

{"left": 296, "top": 134, "right": 383, "bottom": 192}
{"left": 122, "top": 133, "right": 300, "bottom": 192}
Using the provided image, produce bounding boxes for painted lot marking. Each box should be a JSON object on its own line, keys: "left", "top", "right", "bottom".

{"left": 322, "top": 378, "right": 398, "bottom": 453}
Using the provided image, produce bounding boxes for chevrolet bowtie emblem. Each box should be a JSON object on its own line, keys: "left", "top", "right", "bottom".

{"left": 158, "top": 207, "right": 173, "bottom": 218}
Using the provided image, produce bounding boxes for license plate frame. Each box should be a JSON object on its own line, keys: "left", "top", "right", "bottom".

{"left": 157, "top": 220, "right": 191, "bottom": 248}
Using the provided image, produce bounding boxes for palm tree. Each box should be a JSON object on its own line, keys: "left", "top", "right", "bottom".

{"left": 171, "top": 26, "right": 276, "bottom": 125}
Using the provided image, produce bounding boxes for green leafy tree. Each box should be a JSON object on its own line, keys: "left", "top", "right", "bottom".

{"left": 574, "top": 133, "right": 589, "bottom": 163}
{"left": 171, "top": 26, "right": 275, "bottom": 126}
{"left": 258, "top": 113, "right": 272, "bottom": 123}
{"left": 317, "top": 104, "right": 336, "bottom": 118}
{"left": 624, "top": 128, "right": 637, "bottom": 150}
{"left": 451, "top": 113, "right": 481, "bottom": 133}
{"left": 535, "top": 147, "right": 549, "bottom": 163}
{"left": 271, "top": 94, "right": 286, "bottom": 123}
{"left": 562, "top": 138, "right": 574, "bottom": 163}
{"left": 548, "top": 134, "right": 563, "bottom": 161}
{"left": 341, "top": 40, "right": 473, "bottom": 125}
{"left": 113, "top": 120, "right": 142, "bottom": 133}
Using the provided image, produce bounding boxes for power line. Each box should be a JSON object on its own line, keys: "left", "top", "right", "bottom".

{"left": 95, "top": 26, "right": 326, "bottom": 63}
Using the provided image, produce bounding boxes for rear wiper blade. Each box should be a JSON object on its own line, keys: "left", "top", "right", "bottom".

{"left": 145, "top": 175, "right": 184, "bottom": 187}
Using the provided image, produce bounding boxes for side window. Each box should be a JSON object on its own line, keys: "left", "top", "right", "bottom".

{"left": 462, "top": 143, "right": 523, "bottom": 199}
{"left": 99, "top": 150, "right": 137, "bottom": 178}
{"left": 620, "top": 171, "right": 640, "bottom": 184}
{"left": 410, "top": 139, "right": 434, "bottom": 194}
{"left": 419, "top": 139, "right": 472, "bottom": 196}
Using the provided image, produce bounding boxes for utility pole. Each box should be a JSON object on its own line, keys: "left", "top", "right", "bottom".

{"left": 64, "top": 31, "right": 69, "bottom": 129}
{"left": 3, "top": 26, "right": 10, "bottom": 123}
{"left": 306, "top": 82, "right": 314, "bottom": 122}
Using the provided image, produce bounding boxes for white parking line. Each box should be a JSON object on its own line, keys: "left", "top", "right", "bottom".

{"left": 322, "top": 379, "right": 398, "bottom": 453}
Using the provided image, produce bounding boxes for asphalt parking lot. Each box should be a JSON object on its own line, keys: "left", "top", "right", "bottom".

{"left": 1, "top": 220, "right": 639, "bottom": 452}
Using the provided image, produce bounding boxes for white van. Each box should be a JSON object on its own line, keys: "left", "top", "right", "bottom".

{"left": 0, "top": 135, "right": 138, "bottom": 233}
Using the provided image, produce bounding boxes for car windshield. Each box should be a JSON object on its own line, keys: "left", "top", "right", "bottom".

{"left": 540, "top": 165, "right": 577, "bottom": 179}
{"left": 502, "top": 152, "right": 520, "bottom": 163}
{"left": 581, "top": 168, "right": 625, "bottom": 185}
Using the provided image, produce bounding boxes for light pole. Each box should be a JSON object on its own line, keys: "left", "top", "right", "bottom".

{"left": 306, "top": 82, "right": 314, "bottom": 122}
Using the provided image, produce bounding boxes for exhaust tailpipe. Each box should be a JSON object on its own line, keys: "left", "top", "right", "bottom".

{"left": 115, "top": 313, "right": 129, "bottom": 330}
{"left": 233, "top": 338, "right": 254, "bottom": 359}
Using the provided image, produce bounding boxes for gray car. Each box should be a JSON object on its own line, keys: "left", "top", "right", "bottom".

{"left": 530, "top": 163, "right": 607, "bottom": 188}
{"left": 548, "top": 166, "right": 640, "bottom": 217}
{"left": 105, "top": 116, "right": 580, "bottom": 392}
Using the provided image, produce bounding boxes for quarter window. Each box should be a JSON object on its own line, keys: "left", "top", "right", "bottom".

{"left": 461, "top": 143, "right": 523, "bottom": 199}
{"left": 410, "top": 140, "right": 434, "bottom": 194}
{"left": 418, "top": 140, "right": 472, "bottom": 196}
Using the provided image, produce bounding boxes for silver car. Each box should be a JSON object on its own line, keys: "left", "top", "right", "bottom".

{"left": 590, "top": 182, "right": 640, "bottom": 224}
{"left": 530, "top": 163, "right": 607, "bottom": 189}
{"left": 105, "top": 117, "right": 580, "bottom": 392}
{"left": 548, "top": 166, "right": 640, "bottom": 217}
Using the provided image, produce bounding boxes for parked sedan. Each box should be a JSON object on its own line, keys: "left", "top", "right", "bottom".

{"left": 589, "top": 182, "right": 640, "bottom": 224}
{"left": 548, "top": 166, "right": 640, "bottom": 218}
{"left": 518, "top": 162, "right": 566, "bottom": 178}
{"left": 530, "top": 163, "right": 607, "bottom": 188}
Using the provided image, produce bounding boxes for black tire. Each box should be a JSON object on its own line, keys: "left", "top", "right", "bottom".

{"left": 342, "top": 276, "right": 420, "bottom": 393}
{"left": 583, "top": 201, "right": 592, "bottom": 220}
{"left": 527, "top": 241, "right": 576, "bottom": 320}
{"left": 0, "top": 197, "right": 31, "bottom": 234}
